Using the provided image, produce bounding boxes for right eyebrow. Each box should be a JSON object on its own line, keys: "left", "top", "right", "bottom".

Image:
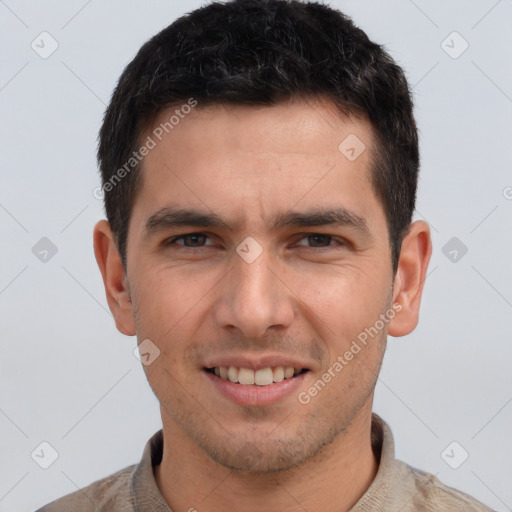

{"left": 268, "top": 208, "right": 371, "bottom": 237}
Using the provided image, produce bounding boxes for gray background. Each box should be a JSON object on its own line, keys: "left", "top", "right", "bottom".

{"left": 1, "top": 1, "right": 511, "bottom": 511}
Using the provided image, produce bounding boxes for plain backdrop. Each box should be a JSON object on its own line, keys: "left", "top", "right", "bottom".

{"left": 1, "top": 1, "right": 511, "bottom": 511}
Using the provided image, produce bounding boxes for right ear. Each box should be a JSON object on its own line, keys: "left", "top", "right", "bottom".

{"left": 93, "top": 220, "right": 136, "bottom": 336}
{"left": 387, "top": 220, "right": 432, "bottom": 337}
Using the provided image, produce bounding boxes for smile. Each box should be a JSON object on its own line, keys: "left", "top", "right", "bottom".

{"left": 205, "top": 366, "right": 308, "bottom": 386}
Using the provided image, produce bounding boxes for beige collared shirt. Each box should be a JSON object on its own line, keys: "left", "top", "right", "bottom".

{"left": 36, "top": 413, "right": 495, "bottom": 511}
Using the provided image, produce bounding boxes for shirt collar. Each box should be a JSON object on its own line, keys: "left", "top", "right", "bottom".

{"left": 131, "top": 429, "right": 172, "bottom": 511}
{"left": 349, "top": 412, "right": 395, "bottom": 510}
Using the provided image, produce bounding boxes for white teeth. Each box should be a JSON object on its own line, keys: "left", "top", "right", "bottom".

{"left": 254, "top": 368, "right": 273, "bottom": 386}
{"left": 228, "top": 366, "right": 239, "bottom": 383}
{"left": 272, "top": 367, "right": 284, "bottom": 382}
{"left": 238, "top": 367, "right": 255, "bottom": 385}
{"left": 211, "top": 366, "right": 304, "bottom": 386}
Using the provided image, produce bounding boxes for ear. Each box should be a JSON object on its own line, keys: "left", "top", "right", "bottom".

{"left": 93, "top": 220, "right": 136, "bottom": 336}
{"left": 388, "top": 220, "right": 432, "bottom": 337}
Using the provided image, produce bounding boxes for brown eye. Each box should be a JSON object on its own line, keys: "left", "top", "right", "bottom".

{"left": 166, "top": 233, "right": 211, "bottom": 248}
{"left": 306, "top": 234, "right": 332, "bottom": 247}
{"left": 295, "top": 234, "right": 342, "bottom": 248}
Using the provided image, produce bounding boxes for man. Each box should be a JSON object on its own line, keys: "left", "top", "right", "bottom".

{"left": 37, "top": 0, "right": 494, "bottom": 510}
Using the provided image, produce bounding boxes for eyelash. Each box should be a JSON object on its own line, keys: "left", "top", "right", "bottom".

{"left": 164, "top": 232, "right": 346, "bottom": 250}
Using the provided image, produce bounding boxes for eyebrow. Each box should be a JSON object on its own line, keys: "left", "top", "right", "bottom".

{"left": 143, "top": 207, "right": 371, "bottom": 238}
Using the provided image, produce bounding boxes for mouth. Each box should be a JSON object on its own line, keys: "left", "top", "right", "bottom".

{"left": 204, "top": 366, "right": 309, "bottom": 386}
{"left": 203, "top": 365, "right": 310, "bottom": 406}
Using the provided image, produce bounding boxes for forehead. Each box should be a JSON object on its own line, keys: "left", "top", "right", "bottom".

{"left": 145, "top": 97, "right": 373, "bottom": 161}
{"left": 132, "top": 97, "right": 383, "bottom": 233}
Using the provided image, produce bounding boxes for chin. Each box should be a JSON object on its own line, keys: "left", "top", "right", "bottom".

{"left": 197, "top": 429, "right": 327, "bottom": 474}
{"left": 218, "top": 447, "right": 307, "bottom": 474}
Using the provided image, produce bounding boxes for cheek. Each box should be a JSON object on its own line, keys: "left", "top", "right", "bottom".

{"left": 135, "top": 263, "right": 208, "bottom": 316}
{"left": 300, "top": 265, "right": 389, "bottom": 331}
{"left": 295, "top": 268, "right": 391, "bottom": 386}
{"left": 131, "top": 265, "right": 235, "bottom": 384}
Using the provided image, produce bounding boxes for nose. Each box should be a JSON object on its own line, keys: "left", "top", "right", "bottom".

{"left": 212, "top": 248, "right": 295, "bottom": 339}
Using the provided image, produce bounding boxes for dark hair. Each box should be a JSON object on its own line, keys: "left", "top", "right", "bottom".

{"left": 98, "top": 0, "right": 419, "bottom": 274}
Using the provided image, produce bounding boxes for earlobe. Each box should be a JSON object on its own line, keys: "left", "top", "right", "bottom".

{"left": 387, "top": 220, "right": 432, "bottom": 338}
{"left": 93, "top": 220, "right": 136, "bottom": 336}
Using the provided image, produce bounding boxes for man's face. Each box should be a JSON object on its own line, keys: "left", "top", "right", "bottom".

{"left": 124, "top": 98, "right": 397, "bottom": 472}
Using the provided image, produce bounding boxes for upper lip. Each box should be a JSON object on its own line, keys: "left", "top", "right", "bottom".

{"left": 203, "top": 354, "right": 312, "bottom": 371}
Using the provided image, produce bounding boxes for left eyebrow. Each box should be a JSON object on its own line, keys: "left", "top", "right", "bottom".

{"left": 143, "top": 206, "right": 372, "bottom": 239}
{"left": 144, "top": 208, "right": 233, "bottom": 237}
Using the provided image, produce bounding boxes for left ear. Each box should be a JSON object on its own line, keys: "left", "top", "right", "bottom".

{"left": 388, "top": 220, "right": 432, "bottom": 337}
{"left": 93, "top": 220, "right": 136, "bottom": 336}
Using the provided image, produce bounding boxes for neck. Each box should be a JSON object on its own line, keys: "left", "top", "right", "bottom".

{"left": 155, "top": 405, "right": 379, "bottom": 512}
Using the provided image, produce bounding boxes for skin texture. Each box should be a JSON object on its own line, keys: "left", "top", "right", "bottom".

{"left": 94, "top": 96, "right": 432, "bottom": 512}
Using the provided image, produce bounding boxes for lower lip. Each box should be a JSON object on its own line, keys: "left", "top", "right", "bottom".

{"left": 203, "top": 370, "right": 308, "bottom": 407}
